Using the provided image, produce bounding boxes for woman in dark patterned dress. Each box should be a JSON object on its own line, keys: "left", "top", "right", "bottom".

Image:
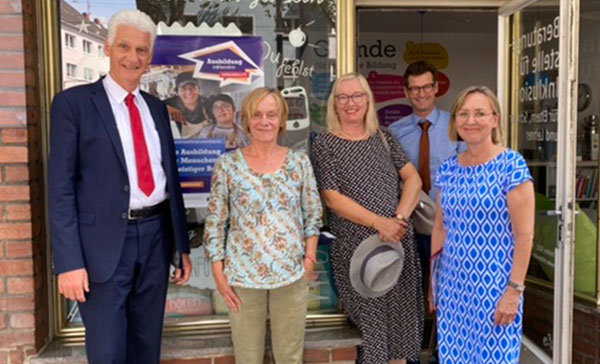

{"left": 311, "top": 73, "right": 424, "bottom": 364}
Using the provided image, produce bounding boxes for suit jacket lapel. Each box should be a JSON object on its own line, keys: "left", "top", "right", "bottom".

{"left": 91, "top": 79, "right": 127, "bottom": 172}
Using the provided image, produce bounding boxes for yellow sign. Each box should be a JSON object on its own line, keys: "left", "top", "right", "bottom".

{"left": 403, "top": 41, "right": 449, "bottom": 70}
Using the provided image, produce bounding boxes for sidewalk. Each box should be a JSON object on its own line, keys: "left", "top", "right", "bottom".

{"left": 419, "top": 340, "right": 548, "bottom": 364}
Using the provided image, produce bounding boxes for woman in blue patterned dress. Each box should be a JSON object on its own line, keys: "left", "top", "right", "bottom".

{"left": 203, "top": 87, "right": 322, "bottom": 364}
{"left": 430, "top": 86, "right": 535, "bottom": 363}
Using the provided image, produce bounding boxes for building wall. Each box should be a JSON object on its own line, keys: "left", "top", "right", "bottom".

{"left": 0, "top": 0, "right": 48, "bottom": 362}
{"left": 60, "top": 27, "right": 109, "bottom": 90}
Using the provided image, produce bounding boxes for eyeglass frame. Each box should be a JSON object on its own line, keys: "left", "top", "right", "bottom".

{"left": 334, "top": 92, "right": 367, "bottom": 105}
{"left": 454, "top": 110, "right": 497, "bottom": 121}
{"left": 405, "top": 83, "right": 437, "bottom": 96}
{"left": 250, "top": 111, "right": 280, "bottom": 122}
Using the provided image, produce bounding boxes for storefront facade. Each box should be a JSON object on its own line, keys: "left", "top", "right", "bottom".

{"left": 0, "top": 0, "right": 599, "bottom": 363}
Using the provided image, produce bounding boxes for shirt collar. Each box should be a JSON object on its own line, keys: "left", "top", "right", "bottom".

{"left": 411, "top": 107, "right": 440, "bottom": 126}
{"left": 103, "top": 73, "right": 141, "bottom": 105}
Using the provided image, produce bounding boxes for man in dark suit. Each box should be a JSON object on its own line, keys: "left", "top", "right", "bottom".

{"left": 49, "top": 9, "right": 191, "bottom": 364}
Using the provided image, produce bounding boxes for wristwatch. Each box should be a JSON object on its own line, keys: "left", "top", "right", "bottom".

{"left": 507, "top": 280, "right": 525, "bottom": 293}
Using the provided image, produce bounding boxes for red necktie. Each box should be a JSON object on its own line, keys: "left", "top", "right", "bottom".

{"left": 418, "top": 120, "right": 431, "bottom": 193}
{"left": 125, "top": 94, "right": 155, "bottom": 197}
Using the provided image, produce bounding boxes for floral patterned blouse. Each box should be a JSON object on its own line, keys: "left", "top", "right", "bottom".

{"left": 203, "top": 148, "right": 323, "bottom": 289}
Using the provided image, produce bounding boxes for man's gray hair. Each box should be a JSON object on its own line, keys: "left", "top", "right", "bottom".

{"left": 106, "top": 10, "right": 157, "bottom": 49}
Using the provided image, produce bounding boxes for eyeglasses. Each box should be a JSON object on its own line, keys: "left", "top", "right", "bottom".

{"left": 406, "top": 83, "right": 435, "bottom": 96}
{"left": 251, "top": 112, "right": 279, "bottom": 122}
{"left": 455, "top": 110, "right": 495, "bottom": 121}
{"left": 335, "top": 92, "right": 366, "bottom": 105}
{"left": 212, "top": 103, "right": 233, "bottom": 112}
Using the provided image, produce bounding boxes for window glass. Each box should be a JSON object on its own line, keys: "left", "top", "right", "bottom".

{"left": 574, "top": 0, "right": 599, "bottom": 300}
{"left": 84, "top": 67, "right": 94, "bottom": 81}
{"left": 66, "top": 63, "right": 76, "bottom": 77}
{"left": 509, "top": 2, "right": 565, "bottom": 355}
{"left": 65, "top": 33, "right": 75, "bottom": 48}
{"left": 512, "top": 2, "right": 598, "bottom": 303}
{"left": 83, "top": 39, "right": 92, "bottom": 53}
{"left": 57, "top": 0, "right": 338, "bottom": 329}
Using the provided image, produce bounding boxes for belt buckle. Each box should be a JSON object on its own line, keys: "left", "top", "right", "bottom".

{"left": 127, "top": 209, "right": 140, "bottom": 220}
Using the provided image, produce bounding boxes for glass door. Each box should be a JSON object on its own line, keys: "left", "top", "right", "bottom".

{"left": 498, "top": 0, "right": 579, "bottom": 363}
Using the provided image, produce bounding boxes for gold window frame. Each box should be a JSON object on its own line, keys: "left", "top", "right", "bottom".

{"left": 38, "top": 0, "right": 350, "bottom": 340}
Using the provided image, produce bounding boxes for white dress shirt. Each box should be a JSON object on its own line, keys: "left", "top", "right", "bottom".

{"left": 103, "top": 74, "right": 168, "bottom": 209}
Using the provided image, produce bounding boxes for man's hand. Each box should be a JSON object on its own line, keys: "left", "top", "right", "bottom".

{"left": 58, "top": 268, "right": 89, "bottom": 302}
{"left": 172, "top": 253, "right": 192, "bottom": 285}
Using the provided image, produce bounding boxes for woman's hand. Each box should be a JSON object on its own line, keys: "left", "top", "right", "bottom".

{"left": 427, "top": 282, "right": 436, "bottom": 313}
{"left": 494, "top": 289, "right": 520, "bottom": 325}
{"left": 373, "top": 216, "right": 407, "bottom": 243}
{"left": 304, "top": 258, "right": 316, "bottom": 281}
{"left": 212, "top": 262, "right": 242, "bottom": 312}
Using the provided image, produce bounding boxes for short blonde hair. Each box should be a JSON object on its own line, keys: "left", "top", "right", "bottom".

{"left": 449, "top": 85, "right": 504, "bottom": 145}
{"left": 326, "top": 73, "right": 380, "bottom": 136}
{"left": 241, "top": 87, "right": 288, "bottom": 136}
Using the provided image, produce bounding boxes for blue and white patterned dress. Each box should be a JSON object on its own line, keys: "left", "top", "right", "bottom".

{"left": 434, "top": 148, "right": 533, "bottom": 364}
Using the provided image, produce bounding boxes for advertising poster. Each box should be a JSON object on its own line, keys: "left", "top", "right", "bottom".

{"left": 143, "top": 35, "right": 264, "bottom": 208}
{"left": 141, "top": 35, "right": 264, "bottom": 320}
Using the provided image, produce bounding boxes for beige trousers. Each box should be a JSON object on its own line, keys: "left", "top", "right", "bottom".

{"left": 229, "top": 276, "right": 309, "bottom": 364}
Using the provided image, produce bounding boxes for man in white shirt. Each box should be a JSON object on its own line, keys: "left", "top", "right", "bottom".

{"left": 48, "top": 10, "right": 191, "bottom": 364}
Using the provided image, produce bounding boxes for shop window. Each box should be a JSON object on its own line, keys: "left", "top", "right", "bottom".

{"left": 574, "top": 0, "right": 600, "bottom": 302}
{"left": 511, "top": 4, "right": 598, "bottom": 303}
{"left": 55, "top": 0, "right": 339, "bottom": 334}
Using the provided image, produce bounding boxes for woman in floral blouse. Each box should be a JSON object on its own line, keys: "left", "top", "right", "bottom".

{"left": 203, "top": 87, "right": 323, "bottom": 364}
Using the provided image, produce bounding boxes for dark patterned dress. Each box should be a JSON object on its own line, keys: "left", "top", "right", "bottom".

{"left": 311, "top": 129, "right": 424, "bottom": 363}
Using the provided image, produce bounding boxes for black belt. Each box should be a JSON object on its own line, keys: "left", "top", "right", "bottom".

{"left": 128, "top": 200, "right": 168, "bottom": 220}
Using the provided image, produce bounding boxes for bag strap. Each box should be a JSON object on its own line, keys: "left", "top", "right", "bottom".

{"left": 377, "top": 128, "right": 392, "bottom": 156}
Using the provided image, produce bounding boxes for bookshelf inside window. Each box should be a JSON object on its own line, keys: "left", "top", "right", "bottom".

{"left": 528, "top": 160, "right": 599, "bottom": 220}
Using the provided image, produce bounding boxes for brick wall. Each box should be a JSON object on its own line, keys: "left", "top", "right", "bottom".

{"left": 524, "top": 286, "right": 600, "bottom": 363}
{"left": 0, "top": 0, "right": 48, "bottom": 362}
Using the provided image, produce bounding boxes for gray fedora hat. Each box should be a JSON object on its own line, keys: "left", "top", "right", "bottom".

{"left": 349, "top": 234, "right": 405, "bottom": 298}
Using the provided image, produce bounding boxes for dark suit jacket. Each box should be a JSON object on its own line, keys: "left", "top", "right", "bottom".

{"left": 49, "top": 78, "right": 190, "bottom": 283}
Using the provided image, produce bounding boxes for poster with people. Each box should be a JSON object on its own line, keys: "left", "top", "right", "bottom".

{"left": 140, "top": 35, "right": 264, "bottom": 319}
{"left": 142, "top": 35, "right": 264, "bottom": 208}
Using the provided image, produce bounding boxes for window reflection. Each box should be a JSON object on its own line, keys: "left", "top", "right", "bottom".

{"left": 59, "top": 0, "right": 338, "bottom": 328}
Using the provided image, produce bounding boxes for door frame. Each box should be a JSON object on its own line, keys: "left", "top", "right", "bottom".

{"left": 499, "top": 1, "right": 579, "bottom": 363}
